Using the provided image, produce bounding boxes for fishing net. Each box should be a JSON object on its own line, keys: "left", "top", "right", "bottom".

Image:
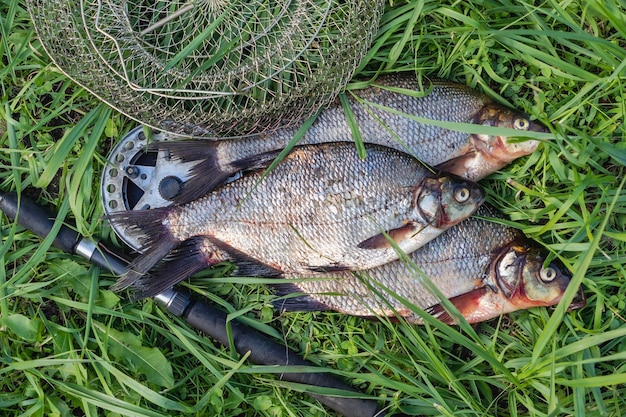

{"left": 27, "top": 0, "right": 384, "bottom": 138}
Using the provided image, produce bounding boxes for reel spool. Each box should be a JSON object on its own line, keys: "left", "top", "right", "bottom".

{"left": 101, "top": 127, "right": 197, "bottom": 251}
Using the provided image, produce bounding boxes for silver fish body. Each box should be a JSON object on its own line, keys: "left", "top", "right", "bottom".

{"left": 212, "top": 75, "right": 493, "bottom": 168}
{"left": 278, "top": 205, "right": 572, "bottom": 324}
{"left": 152, "top": 73, "right": 546, "bottom": 204}
{"left": 109, "top": 142, "right": 484, "bottom": 298}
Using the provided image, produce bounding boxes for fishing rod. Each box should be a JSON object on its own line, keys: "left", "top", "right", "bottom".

{"left": 0, "top": 191, "right": 388, "bottom": 417}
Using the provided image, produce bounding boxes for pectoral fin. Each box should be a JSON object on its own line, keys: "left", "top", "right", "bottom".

{"left": 426, "top": 287, "right": 489, "bottom": 325}
{"left": 357, "top": 221, "right": 418, "bottom": 250}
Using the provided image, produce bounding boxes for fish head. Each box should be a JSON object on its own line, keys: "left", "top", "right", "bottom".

{"left": 491, "top": 243, "right": 571, "bottom": 311}
{"left": 516, "top": 247, "right": 572, "bottom": 307}
{"left": 437, "top": 103, "right": 548, "bottom": 180}
{"left": 437, "top": 242, "right": 576, "bottom": 324}
{"left": 473, "top": 103, "right": 547, "bottom": 172}
{"left": 415, "top": 174, "right": 485, "bottom": 228}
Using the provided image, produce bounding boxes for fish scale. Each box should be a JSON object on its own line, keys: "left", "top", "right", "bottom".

{"left": 290, "top": 76, "right": 491, "bottom": 159}
{"left": 286, "top": 206, "right": 519, "bottom": 313}
{"left": 108, "top": 142, "right": 484, "bottom": 298}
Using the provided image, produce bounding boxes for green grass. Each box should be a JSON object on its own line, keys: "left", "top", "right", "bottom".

{"left": 2, "top": 0, "right": 626, "bottom": 416}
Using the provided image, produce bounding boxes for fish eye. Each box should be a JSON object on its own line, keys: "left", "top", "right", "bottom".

{"left": 539, "top": 266, "right": 557, "bottom": 282}
{"left": 454, "top": 187, "right": 470, "bottom": 203}
{"left": 513, "top": 118, "right": 530, "bottom": 130}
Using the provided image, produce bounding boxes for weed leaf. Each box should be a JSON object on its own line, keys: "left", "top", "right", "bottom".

{"left": 92, "top": 321, "right": 174, "bottom": 389}
{"left": 5, "top": 314, "right": 41, "bottom": 342}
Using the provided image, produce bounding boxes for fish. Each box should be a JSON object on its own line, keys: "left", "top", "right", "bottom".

{"left": 108, "top": 142, "right": 485, "bottom": 299}
{"left": 148, "top": 73, "right": 547, "bottom": 204}
{"left": 274, "top": 205, "right": 575, "bottom": 324}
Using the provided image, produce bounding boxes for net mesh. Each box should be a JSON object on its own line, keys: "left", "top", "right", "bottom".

{"left": 27, "top": 0, "right": 383, "bottom": 138}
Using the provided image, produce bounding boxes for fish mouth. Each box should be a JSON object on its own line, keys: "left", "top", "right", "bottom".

{"left": 494, "top": 136, "right": 540, "bottom": 159}
{"left": 471, "top": 133, "right": 540, "bottom": 166}
{"left": 435, "top": 138, "right": 535, "bottom": 182}
{"left": 530, "top": 280, "right": 585, "bottom": 311}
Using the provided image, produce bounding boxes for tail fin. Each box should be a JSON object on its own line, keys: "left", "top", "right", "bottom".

{"left": 127, "top": 235, "right": 283, "bottom": 300}
{"left": 149, "top": 140, "right": 235, "bottom": 204}
{"left": 129, "top": 236, "right": 226, "bottom": 300}
{"left": 150, "top": 140, "right": 285, "bottom": 204}
{"left": 105, "top": 207, "right": 180, "bottom": 292}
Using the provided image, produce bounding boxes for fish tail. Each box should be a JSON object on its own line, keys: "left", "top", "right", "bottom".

{"left": 131, "top": 236, "right": 283, "bottom": 299}
{"left": 105, "top": 208, "right": 180, "bottom": 292}
{"left": 150, "top": 140, "right": 284, "bottom": 204}
{"left": 228, "top": 149, "right": 283, "bottom": 173}
{"left": 149, "top": 140, "right": 233, "bottom": 204}
{"left": 130, "top": 237, "right": 224, "bottom": 300}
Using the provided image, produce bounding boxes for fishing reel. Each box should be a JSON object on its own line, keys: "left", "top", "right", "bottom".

{"left": 101, "top": 126, "right": 197, "bottom": 251}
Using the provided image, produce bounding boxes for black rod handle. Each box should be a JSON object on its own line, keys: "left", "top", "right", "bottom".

{"left": 0, "top": 191, "right": 128, "bottom": 276}
{"left": 0, "top": 191, "right": 79, "bottom": 253}
{"left": 156, "top": 289, "right": 381, "bottom": 417}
